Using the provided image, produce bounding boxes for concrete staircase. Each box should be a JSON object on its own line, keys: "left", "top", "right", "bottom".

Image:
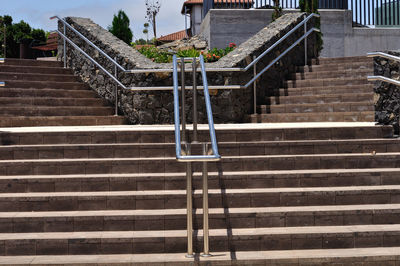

{"left": 0, "top": 59, "right": 127, "bottom": 127}
{"left": 252, "top": 56, "right": 375, "bottom": 123}
{"left": 1, "top": 123, "right": 400, "bottom": 264}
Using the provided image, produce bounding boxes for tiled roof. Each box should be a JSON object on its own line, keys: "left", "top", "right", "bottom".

{"left": 157, "top": 30, "right": 188, "bottom": 42}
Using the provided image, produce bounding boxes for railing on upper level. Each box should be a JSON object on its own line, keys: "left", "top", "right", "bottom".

{"left": 367, "top": 52, "right": 400, "bottom": 86}
{"left": 203, "top": 0, "right": 400, "bottom": 27}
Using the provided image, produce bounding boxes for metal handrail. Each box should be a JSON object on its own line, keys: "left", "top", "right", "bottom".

{"left": 367, "top": 52, "right": 400, "bottom": 86}
{"left": 0, "top": 58, "right": 4, "bottom": 63}
{"left": 51, "top": 16, "right": 127, "bottom": 73}
{"left": 56, "top": 30, "right": 127, "bottom": 90}
{"left": 0, "top": 82, "right": 4, "bottom": 87}
{"left": 368, "top": 76, "right": 400, "bottom": 86}
{"left": 367, "top": 52, "right": 400, "bottom": 62}
{"left": 173, "top": 54, "right": 221, "bottom": 162}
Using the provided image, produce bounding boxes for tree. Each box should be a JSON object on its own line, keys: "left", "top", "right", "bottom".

{"left": 143, "top": 23, "right": 149, "bottom": 42}
{"left": 108, "top": 10, "right": 133, "bottom": 45}
{"left": 145, "top": 0, "right": 161, "bottom": 40}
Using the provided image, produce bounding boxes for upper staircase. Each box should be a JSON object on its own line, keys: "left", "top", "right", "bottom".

{"left": 252, "top": 56, "right": 375, "bottom": 123}
{"left": 0, "top": 59, "right": 127, "bottom": 127}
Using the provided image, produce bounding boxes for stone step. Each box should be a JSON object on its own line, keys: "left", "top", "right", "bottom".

{"left": 271, "top": 85, "right": 373, "bottom": 97}
{"left": 0, "top": 224, "right": 399, "bottom": 255}
{"left": 285, "top": 77, "right": 369, "bottom": 88}
{"left": 297, "top": 61, "right": 373, "bottom": 72}
{"left": 291, "top": 69, "right": 372, "bottom": 80}
{"left": 3, "top": 58, "right": 63, "bottom": 68}
{"left": 0, "top": 65, "right": 72, "bottom": 75}
{"left": 2, "top": 80, "right": 88, "bottom": 90}
{"left": 0, "top": 185, "right": 398, "bottom": 211}
{"left": 312, "top": 56, "right": 372, "bottom": 64}
{"left": 262, "top": 102, "right": 374, "bottom": 114}
{"left": 0, "top": 116, "right": 127, "bottom": 128}
{"left": 266, "top": 93, "right": 373, "bottom": 105}
{"left": 0, "top": 126, "right": 392, "bottom": 145}
{"left": 0, "top": 72, "right": 79, "bottom": 83}
{"left": 2, "top": 247, "right": 400, "bottom": 265}
{"left": 0, "top": 97, "right": 109, "bottom": 107}
{"left": 258, "top": 111, "right": 374, "bottom": 123}
{"left": 2, "top": 152, "right": 400, "bottom": 175}
{"left": 0, "top": 88, "right": 97, "bottom": 98}
{"left": 0, "top": 204, "right": 399, "bottom": 233}
{"left": 0, "top": 168, "right": 399, "bottom": 192}
{"left": 0, "top": 138, "right": 398, "bottom": 160}
{"left": 0, "top": 106, "right": 114, "bottom": 117}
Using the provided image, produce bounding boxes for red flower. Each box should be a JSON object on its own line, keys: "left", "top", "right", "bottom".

{"left": 229, "top": 42, "right": 236, "bottom": 48}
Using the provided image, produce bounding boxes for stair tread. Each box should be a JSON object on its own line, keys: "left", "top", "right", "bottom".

{"left": 1, "top": 203, "right": 400, "bottom": 218}
{"left": 0, "top": 223, "right": 400, "bottom": 239}
{"left": 1, "top": 184, "right": 399, "bottom": 198}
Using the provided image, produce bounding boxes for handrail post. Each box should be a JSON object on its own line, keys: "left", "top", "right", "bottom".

{"left": 63, "top": 24, "right": 66, "bottom": 68}
{"left": 253, "top": 55, "right": 257, "bottom": 115}
{"left": 185, "top": 144, "right": 194, "bottom": 258}
{"left": 114, "top": 56, "right": 118, "bottom": 116}
{"left": 201, "top": 143, "right": 211, "bottom": 257}
{"left": 304, "top": 16, "right": 307, "bottom": 65}
{"left": 181, "top": 58, "right": 187, "bottom": 144}
{"left": 192, "top": 58, "right": 198, "bottom": 142}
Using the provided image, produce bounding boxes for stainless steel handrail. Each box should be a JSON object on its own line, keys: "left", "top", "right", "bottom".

{"left": 0, "top": 82, "right": 4, "bottom": 87}
{"left": 367, "top": 52, "right": 400, "bottom": 62}
{"left": 56, "top": 30, "right": 127, "bottom": 90}
{"left": 51, "top": 16, "right": 127, "bottom": 73}
{"left": 367, "top": 52, "right": 400, "bottom": 86}
{"left": 173, "top": 55, "right": 221, "bottom": 162}
{"left": 0, "top": 58, "right": 4, "bottom": 63}
{"left": 368, "top": 75, "right": 400, "bottom": 86}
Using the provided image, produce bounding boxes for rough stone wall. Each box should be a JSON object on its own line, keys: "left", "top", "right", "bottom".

{"left": 374, "top": 51, "right": 400, "bottom": 133}
{"left": 59, "top": 12, "right": 317, "bottom": 124}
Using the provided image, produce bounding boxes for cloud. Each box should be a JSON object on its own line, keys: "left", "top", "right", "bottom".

{"left": 1, "top": 0, "right": 186, "bottom": 40}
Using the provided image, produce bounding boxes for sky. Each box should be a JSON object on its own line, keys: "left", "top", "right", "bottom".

{"left": 0, "top": 0, "right": 186, "bottom": 40}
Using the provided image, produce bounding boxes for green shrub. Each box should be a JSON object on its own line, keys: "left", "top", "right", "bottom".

{"left": 176, "top": 48, "right": 200, "bottom": 58}
{"left": 138, "top": 46, "right": 171, "bottom": 63}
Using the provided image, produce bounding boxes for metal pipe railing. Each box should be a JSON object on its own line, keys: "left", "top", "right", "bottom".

{"left": 367, "top": 52, "right": 400, "bottom": 86}
{"left": 56, "top": 30, "right": 127, "bottom": 90}
{"left": 0, "top": 82, "right": 4, "bottom": 87}
{"left": 0, "top": 58, "right": 4, "bottom": 63}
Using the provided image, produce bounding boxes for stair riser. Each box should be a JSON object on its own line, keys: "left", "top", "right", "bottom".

{"left": 285, "top": 79, "right": 369, "bottom": 88}
{"left": 267, "top": 94, "right": 374, "bottom": 105}
{"left": 0, "top": 73, "right": 78, "bottom": 83}
{"left": 0, "top": 230, "right": 398, "bottom": 255}
{"left": 312, "top": 57, "right": 372, "bottom": 64}
{"left": 0, "top": 108, "right": 114, "bottom": 117}
{"left": 292, "top": 71, "right": 372, "bottom": 80}
{"left": 0, "top": 66, "right": 72, "bottom": 75}
{"left": 266, "top": 104, "right": 374, "bottom": 114}
{"left": 297, "top": 63, "right": 373, "bottom": 73}
{"left": 272, "top": 87, "right": 373, "bottom": 97}
{"left": 3, "top": 81, "right": 87, "bottom": 90}
{"left": 3, "top": 59, "right": 62, "bottom": 68}
{"left": 260, "top": 112, "right": 374, "bottom": 123}
{"left": 0, "top": 127, "right": 392, "bottom": 146}
{"left": 0, "top": 117, "right": 127, "bottom": 128}
{"left": 0, "top": 98, "right": 109, "bottom": 107}
{"left": 1, "top": 155, "right": 400, "bottom": 175}
{"left": 0, "top": 171, "right": 398, "bottom": 192}
{"left": 0, "top": 189, "right": 398, "bottom": 211}
{"left": 0, "top": 140, "right": 398, "bottom": 160}
{"left": 2, "top": 209, "right": 400, "bottom": 233}
{"left": 0, "top": 89, "right": 97, "bottom": 98}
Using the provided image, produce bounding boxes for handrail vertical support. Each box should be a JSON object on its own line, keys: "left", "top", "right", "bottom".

{"left": 201, "top": 143, "right": 211, "bottom": 257}
{"left": 304, "top": 17, "right": 307, "bottom": 65}
{"left": 192, "top": 58, "right": 199, "bottom": 143}
{"left": 185, "top": 144, "right": 194, "bottom": 258}
{"left": 114, "top": 56, "right": 118, "bottom": 116}
{"left": 181, "top": 58, "right": 187, "bottom": 144}
{"left": 253, "top": 55, "right": 257, "bottom": 115}
{"left": 63, "top": 24, "right": 66, "bottom": 68}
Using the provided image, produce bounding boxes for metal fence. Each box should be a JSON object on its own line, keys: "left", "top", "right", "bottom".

{"left": 202, "top": 0, "right": 400, "bottom": 27}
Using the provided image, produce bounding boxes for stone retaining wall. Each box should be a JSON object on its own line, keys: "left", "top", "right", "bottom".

{"left": 59, "top": 12, "right": 317, "bottom": 124}
{"left": 374, "top": 51, "right": 400, "bottom": 133}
